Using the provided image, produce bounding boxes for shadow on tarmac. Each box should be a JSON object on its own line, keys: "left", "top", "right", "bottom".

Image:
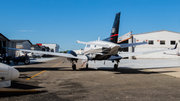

{"left": 79, "top": 67, "right": 177, "bottom": 74}
{"left": 15, "top": 66, "right": 178, "bottom": 74}
{"left": 9, "top": 62, "right": 46, "bottom": 66}
{"left": 0, "top": 81, "right": 47, "bottom": 97}
{"left": 16, "top": 67, "right": 68, "bottom": 72}
{"left": 9, "top": 81, "right": 45, "bottom": 89}
{"left": 0, "top": 91, "right": 47, "bottom": 97}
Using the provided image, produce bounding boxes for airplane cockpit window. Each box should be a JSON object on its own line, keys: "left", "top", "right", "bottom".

{"left": 87, "top": 44, "right": 90, "bottom": 48}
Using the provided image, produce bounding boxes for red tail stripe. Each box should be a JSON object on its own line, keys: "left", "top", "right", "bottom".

{"left": 110, "top": 34, "right": 118, "bottom": 37}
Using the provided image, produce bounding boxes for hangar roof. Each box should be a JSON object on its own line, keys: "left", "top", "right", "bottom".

{"left": 134, "top": 30, "right": 180, "bottom": 35}
{"left": 10, "top": 40, "right": 32, "bottom": 45}
{"left": 0, "top": 33, "right": 10, "bottom": 41}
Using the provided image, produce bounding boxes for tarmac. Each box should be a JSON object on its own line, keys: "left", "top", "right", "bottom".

{"left": 0, "top": 57, "right": 180, "bottom": 101}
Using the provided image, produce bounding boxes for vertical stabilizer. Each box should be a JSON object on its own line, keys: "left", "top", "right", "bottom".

{"left": 110, "top": 12, "right": 121, "bottom": 43}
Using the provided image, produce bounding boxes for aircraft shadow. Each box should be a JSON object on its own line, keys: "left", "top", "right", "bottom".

{"left": 15, "top": 67, "right": 68, "bottom": 72}
{"left": 15, "top": 66, "right": 178, "bottom": 74}
{"left": 78, "top": 67, "right": 177, "bottom": 74}
{"left": 9, "top": 61, "right": 46, "bottom": 66}
{"left": 0, "top": 81, "right": 47, "bottom": 97}
{"left": 9, "top": 81, "right": 45, "bottom": 89}
{"left": 0, "top": 91, "right": 47, "bottom": 97}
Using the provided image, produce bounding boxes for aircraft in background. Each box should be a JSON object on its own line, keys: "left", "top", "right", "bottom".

{"left": 0, "top": 63, "right": 19, "bottom": 88}
{"left": 164, "top": 49, "right": 180, "bottom": 56}
{"left": 3, "top": 12, "right": 177, "bottom": 70}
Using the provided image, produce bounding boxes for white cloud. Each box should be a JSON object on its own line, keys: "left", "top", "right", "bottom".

{"left": 19, "top": 30, "right": 35, "bottom": 32}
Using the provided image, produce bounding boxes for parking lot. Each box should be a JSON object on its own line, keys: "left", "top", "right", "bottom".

{"left": 1, "top": 57, "right": 180, "bottom": 101}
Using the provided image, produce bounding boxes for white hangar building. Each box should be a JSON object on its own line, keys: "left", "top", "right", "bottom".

{"left": 118, "top": 30, "right": 180, "bottom": 59}
{"left": 36, "top": 43, "right": 60, "bottom": 53}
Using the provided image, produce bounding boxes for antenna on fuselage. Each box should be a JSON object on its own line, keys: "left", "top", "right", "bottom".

{"left": 98, "top": 37, "right": 100, "bottom": 41}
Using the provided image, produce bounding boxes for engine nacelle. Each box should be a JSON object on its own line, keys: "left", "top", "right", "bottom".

{"left": 0, "top": 63, "right": 19, "bottom": 87}
{"left": 67, "top": 50, "right": 77, "bottom": 57}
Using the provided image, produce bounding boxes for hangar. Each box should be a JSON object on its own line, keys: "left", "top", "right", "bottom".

{"left": 118, "top": 30, "right": 180, "bottom": 59}
{"left": 36, "top": 43, "right": 60, "bottom": 52}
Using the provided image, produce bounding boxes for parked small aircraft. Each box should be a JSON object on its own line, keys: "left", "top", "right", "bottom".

{"left": 164, "top": 49, "right": 180, "bottom": 56}
{"left": 0, "top": 63, "right": 19, "bottom": 87}
{"left": 3, "top": 12, "right": 177, "bottom": 70}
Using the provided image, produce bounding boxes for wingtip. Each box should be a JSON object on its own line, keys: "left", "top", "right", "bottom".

{"left": 76, "top": 40, "right": 80, "bottom": 43}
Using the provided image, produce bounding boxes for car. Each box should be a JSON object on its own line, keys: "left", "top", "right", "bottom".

{"left": 13, "top": 56, "right": 30, "bottom": 65}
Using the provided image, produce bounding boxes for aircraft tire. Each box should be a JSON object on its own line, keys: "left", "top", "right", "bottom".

{"left": 86, "top": 63, "right": 88, "bottom": 69}
{"left": 24, "top": 59, "right": 30, "bottom": 65}
{"left": 72, "top": 64, "right": 76, "bottom": 70}
{"left": 114, "top": 64, "right": 118, "bottom": 70}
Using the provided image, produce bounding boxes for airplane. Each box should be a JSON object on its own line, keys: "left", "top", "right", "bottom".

{"left": 3, "top": 12, "right": 177, "bottom": 71}
{"left": 0, "top": 63, "right": 19, "bottom": 88}
{"left": 164, "top": 49, "right": 180, "bottom": 56}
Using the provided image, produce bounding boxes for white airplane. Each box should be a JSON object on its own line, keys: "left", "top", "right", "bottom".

{"left": 3, "top": 12, "right": 177, "bottom": 70}
{"left": 164, "top": 49, "right": 180, "bottom": 56}
{"left": 0, "top": 63, "right": 19, "bottom": 88}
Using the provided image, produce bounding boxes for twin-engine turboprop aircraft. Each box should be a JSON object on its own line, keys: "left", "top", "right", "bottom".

{"left": 4, "top": 12, "right": 177, "bottom": 70}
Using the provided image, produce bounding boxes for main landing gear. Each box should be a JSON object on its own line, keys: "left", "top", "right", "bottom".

{"left": 86, "top": 63, "right": 88, "bottom": 69}
{"left": 72, "top": 63, "right": 76, "bottom": 70}
{"left": 68, "top": 58, "right": 78, "bottom": 70}
{"left": 114, "top": 60, "right": 120, "bottom": 71}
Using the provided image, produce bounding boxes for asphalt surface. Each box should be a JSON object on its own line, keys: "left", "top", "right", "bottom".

{"left": 1, "top": 57, "right": 180, "bottom": 101}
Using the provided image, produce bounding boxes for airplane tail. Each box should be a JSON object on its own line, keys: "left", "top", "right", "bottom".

{"left": 103, "top": 12, "right": 121, "bottom": 43}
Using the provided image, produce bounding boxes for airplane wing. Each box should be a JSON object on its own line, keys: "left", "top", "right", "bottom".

{"left": 77, "top": 40, "right": 147, "bottom": 48}
{"left": 119, "top": 49, "right": 170, "bottom": 57}
{"left": 109, "top": 43, "right": 178, "bottom": 60}
{"left": 119, "top": 42, "right": 148, "bottom": 48}
{"left": 3, "top": 47, "right": 87, "bottom": 60}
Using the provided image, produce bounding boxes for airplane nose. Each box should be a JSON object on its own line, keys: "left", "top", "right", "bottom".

{"left": 11, "top": 68, "right": 19, "bottom": 80}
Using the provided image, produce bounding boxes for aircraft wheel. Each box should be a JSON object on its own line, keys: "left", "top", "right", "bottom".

{"left": 24, "top": 59, "right": 30, "bottom": 65}
{"left": 72, "top": 64, "right": 76, "bottom": 70}
{"left": 114, "top": 64, "right": 118, "bottom": 70}
{"left": 86, "top": 63, "right": 88, "bottom": 69}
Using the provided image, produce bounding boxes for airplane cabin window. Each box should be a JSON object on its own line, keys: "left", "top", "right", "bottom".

{"left": 87, "top": 44, "right": 90, "bottom": 47}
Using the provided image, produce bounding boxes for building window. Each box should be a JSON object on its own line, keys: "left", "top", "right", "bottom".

{"left": 160, "top": 40, "right": 165, "bottom": 45}
{"left": 148, "top": 40, "right": 154, "bottom": 45}
{"left": 16, "top": 43, "right": 23, "bottom": 48}
{"left": 170, "top": 41, "right": 176, "bottom": 45}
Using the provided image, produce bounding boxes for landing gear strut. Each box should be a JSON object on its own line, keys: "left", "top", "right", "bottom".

{"left": 72, "top": 63, "right": 76, "bottom": 70}
{"left": 86, "top": 63, "right": 88, "bottom": 69}
{"left": 68, "top": 58, "right": 78, "bottom": 70}
{"left": 114, "top": 60, "right": 120, "bottom": 71}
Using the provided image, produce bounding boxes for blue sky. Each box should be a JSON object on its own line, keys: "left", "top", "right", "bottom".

{"left": 0, "top": 0, "right": 180, "bottom": 51}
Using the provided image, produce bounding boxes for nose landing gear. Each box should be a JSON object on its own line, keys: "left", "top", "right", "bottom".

{"left": 114, "top": 60, "right": 120, "bottom": 70}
